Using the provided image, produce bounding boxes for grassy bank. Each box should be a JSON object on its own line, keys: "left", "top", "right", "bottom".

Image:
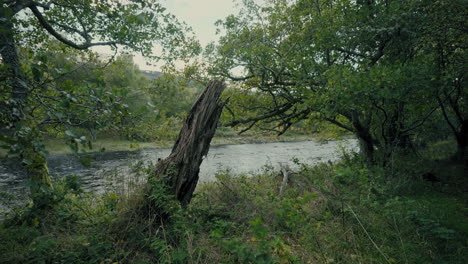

{"left": 0, "top": 126, "right": 344, "bottom": 156}
{"left": 0, "top": 142, "right": 466, "bottom": 263}
{"left": 40, "top": 133, "right": 331, "bottom": 155}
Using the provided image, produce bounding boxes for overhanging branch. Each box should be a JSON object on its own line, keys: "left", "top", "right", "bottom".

{"left": 28, "top": 4, "right": 117, "bottom": 50}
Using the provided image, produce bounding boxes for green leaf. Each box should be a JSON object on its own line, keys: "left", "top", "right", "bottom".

{"left": 65, "top": 130, "right": 75, "bottom": 137}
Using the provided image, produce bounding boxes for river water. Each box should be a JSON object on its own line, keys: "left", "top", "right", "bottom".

{"left": 0, "top": 139, "right": 358, "bottom": 215}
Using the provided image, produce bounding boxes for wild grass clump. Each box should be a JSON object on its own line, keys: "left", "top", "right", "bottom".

{"left": 0, "top": 149, "right": 466, "bottom": 263}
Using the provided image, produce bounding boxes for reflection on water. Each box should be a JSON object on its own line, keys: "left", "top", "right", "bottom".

{"left": 0, "top": 139, "right": 358, "bottom": 215}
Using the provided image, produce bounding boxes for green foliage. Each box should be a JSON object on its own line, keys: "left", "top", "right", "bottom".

{"left": 211, "top": 217, "right": 298, "bottom": 264}
{"left": 209, "top": 0, "right": 467, "bottom": 162}
{"left": 1, "top": 0, "right": 200, "bottom": 157}
{"left": 1, "top": 44, "right": 201, "bottom": 156}
{"left": 1, "top": 0, "right": 467, "bottom": 262}
{"left": 11, "top": 0, "right": 199, "bottom": 60}
{"left": 1, "top": 0, "right": 202, "bottom": 215}
{"left": 1, "top": 151, "right": 467, "bottom": 263}
{"left": 116, "top": 66, "right": 200, "bottom": 142}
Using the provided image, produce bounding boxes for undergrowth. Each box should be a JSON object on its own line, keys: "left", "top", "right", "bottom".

{"left": 0, "top": 149, "right": 466, "bottom": 263}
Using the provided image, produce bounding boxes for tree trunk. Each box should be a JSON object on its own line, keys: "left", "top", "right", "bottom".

{"left": 1, "top": 16, "right": 53, "bottom": 206}
{"left": 151, "top": 80, "right": 227, "bottom": 206}
{"left": 384, "top": 110, "right": 414, "bottom": 152}
{"left": 0, "top": 18, "right": 28, "bottom": 108}
{"left": 357, "top": 134, "right": 375, "bottom": 163}
{"left": 348, "top": 111, "right": 375, "bottom": 163}
{"left": 454, "top": 119, "right": 468, "bottom": 162}
{"left": 24, "top": 147, "right": 53, "bottom": 208}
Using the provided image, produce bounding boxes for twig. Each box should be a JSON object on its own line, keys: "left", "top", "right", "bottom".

{"left": 393, "top": 215, "right": 408, "bottom": 264}
{"left": 348, "top": 206, "right": 391, "bottom": 264}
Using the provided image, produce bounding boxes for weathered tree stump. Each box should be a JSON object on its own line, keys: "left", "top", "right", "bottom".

{"left": 152, "top": 80, "right": 227, "bottom": 206}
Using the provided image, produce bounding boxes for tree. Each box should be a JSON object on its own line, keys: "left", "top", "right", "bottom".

{"left": 418, "top": 0, "right": 467, "bottom": 161}
{"left": 208, "top": 0, "right": 315, "bottom": 135}
{"left": 208, "top": 0, "right": 447, "bottom": 164}
{"left": 29, "top": 47, "right": 140, "bottom": 145}
{"left": 0, "top": 0, "right": 198, "bottom": 207}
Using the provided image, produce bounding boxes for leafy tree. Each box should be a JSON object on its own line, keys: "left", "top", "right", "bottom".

{"left": 418, "top": 0, "right": 467, "bottom": 161}
{"left": 209, "top": 0, "right": 457, "bottom": 163}
{"left": 0, "top": 0, "right": 198, "bottom": 206}
{"left": 31, "top": 46, "right": 138, "bottom": 145}
{"left": 208, "top": 0, "right": 315, "bottom": 134}
{"left": 97, "top": 54, "right": 152, "bottom": 141}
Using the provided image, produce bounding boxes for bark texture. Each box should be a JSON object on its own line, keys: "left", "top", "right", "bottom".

{"left": 1, "top": 16, "right": 53, "bottom": 205}
{"left": 152, "top": 80, "right": 227, "bottom": 206}
{"left": 349, "top": 111, "right": 375, "bottom": 163}
{"left": 0, "top": 17, "right": 28, "bottom": 123}
{"left": 24, "top": 147, "right": 52, "bottom": 208}
{"left": 455, "top": 119, "right": 468, "bottom": 162}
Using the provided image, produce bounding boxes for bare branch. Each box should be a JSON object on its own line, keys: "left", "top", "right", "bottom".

{"left": 402, "top": 102, "right": 440, "bottom": 133}
{"left": 238, "top": 120, "right": 258, "bottom": 134}
{"left": 225, "top": 102, "right": 294, "bottom": 127}
{"left": 221, "top": 72, "right": 256, "bottom": 81}
{"left": 323, "top": 116, "right": 354, "bottom": 132}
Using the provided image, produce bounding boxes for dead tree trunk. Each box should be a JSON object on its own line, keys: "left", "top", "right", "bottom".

{"left": 152, "top": 80, "right": 227, "bottom": 206}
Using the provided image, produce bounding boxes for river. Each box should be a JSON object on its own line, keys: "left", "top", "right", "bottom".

{"left": 0, "top": 139, "right": 358, "bottom": 215}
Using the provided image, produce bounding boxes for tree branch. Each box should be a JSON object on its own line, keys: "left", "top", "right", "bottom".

{"left": 368, "top": 36, "right": 390, "bottom": 67}
{"left": 402, "top": 103, "right": 440, "bottom": 134}
{"left": 226, "top": 102, "right": 294, "bottom": 127}
{"left": 437, "top": 95, "right": 458, "bottom": 135}
{"left": 323, "top": 116, "right": 354, "bottom": 132}
{"left": 334, "top": 47, "right": 366, "bottom": 58}
{"left": 219, "top": 72, "right": 255, "bottom": 81}
{"left": 28, "top": 4, "right": 117, "bottom": 50}
{"left": 49, "top": 20, "right": 88, "bottom": 40}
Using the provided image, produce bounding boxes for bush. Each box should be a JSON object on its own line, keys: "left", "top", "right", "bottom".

{"left": 1, "top": 152, "right": 466, "bottom": 263}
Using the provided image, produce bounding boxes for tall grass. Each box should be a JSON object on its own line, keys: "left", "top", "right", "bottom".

{"left": 0, "top": 145, "right": 466, "bottom": 263}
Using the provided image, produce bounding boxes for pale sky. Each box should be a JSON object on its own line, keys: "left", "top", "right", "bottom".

{"left": 129, "top": 0, "right": 240, "bottom": 71}
{"left": 164, "top": 0, "right": 239, "bottom": 47}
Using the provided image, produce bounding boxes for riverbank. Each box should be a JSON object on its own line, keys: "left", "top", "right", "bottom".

{"left": 0, "top": 139, "right": 358, "bottom": 217}
{"left": 38, "top": 133, "right": 337, "bottom": 155}
{"left": 1, "top": 145, "right": 466, "bottom": 263}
